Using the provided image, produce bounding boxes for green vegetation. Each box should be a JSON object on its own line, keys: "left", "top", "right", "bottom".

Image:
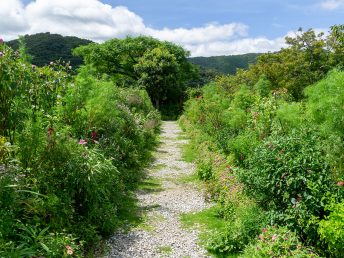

{"left": 2, "top": 22, "right": 344, "bottom": 257}
{"left": 0, "top": 35, "right": 160, "bottom": 256}
{"left": 189, "top": 53, "right": 260, "bottom": 75}
{"left": 6, "top": 32, "right": 92, "bottom": 67}
{"left": 157, "top": 245, "right": 172, "bottom": 254}
{"left": 181, "top": 206, "right": 227, "bottom": 240}
{"left": 73, "top": 36, "right": 199, "bottom": 119}
{"left": 180, "top": 25, "right": 344, "bottom": 257}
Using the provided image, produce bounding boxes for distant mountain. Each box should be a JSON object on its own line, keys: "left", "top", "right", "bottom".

{"left": 6, "top": 32, "right": 93, "bottom": 67}
{"left": 6, "top": 33, "right": 259, "bottom": 74}
{"left": 189, "top": 53, "right": 261, "bottom": 75}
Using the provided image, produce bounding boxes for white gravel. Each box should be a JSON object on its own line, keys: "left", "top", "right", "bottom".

{"left": 105, "top": 121, "right": 211, "bottom": 258}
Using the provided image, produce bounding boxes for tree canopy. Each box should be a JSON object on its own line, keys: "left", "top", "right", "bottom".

{"left": 74, "top": 36, "right": 198, "bottom": 117}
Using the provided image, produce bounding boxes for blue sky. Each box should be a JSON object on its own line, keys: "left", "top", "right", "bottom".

{"left": 103, "top": 0, "right": 342, "bottom": 38}
{"left": 2, "top": 0, "right": 344, "bottom": 56}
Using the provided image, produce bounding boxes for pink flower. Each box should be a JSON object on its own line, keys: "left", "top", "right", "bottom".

{"left": 79, "top": 139, "right": 87, "bottom": 145}
{"left": 272, "top": 234, "right": 277, "bottom": 241}
{"left": 65, "top": 245, "right": 73, "bottom": 255}
{"left": 337, "top": 181, "right": 344, "bottom": 187}
{"left": 262, "top": 228, "right": 267, "bottom": 233}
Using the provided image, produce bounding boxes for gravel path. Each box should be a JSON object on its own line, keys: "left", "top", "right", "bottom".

{"left": 105, "top": 121, "right": 210, "bottom": 258}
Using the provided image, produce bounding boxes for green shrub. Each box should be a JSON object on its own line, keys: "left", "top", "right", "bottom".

{"left": 240, "top": 128, "right": 336, "bottom": 243}
{"left": 318, "top": 200, "right": 344, "bottom": 257}
{"left": 197, "top": 160, "right": 213, "bottom": 181}
{"left": 207, "top": 203, "right": 267, "bottom": 254}
{"left": 0, "top": 174, "right": 17, "bottom": 241}
{"left": 254, "top": 74, "right": 273, "bottom": 97}
{"left": 35, "top": 135, "right": 123, "bottom": 236}
{"left": 241, "top": 226, "right": 319, "bottom": 258}
{"left": 15, "top": 223, "right": 83, "bottom": 258}
{"left": 0, "top": 41, "right": 160, "bottom": 256}
{"left": 304, "top": 69, "right": 344, "bottom": 180}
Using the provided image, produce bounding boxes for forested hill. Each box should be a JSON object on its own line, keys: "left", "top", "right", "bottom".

{"left": 6, "top": 32, "right": 92, "bottom": 67}
{"left": 6, "top": 33, "right": 259, "bottom": 74}
{"left": 189, "top": 53, "right": 260, "bottom": 74}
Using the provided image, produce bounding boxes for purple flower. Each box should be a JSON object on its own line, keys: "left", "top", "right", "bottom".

{"left": 79, "top": 139, "right": 87, "bottom": 145}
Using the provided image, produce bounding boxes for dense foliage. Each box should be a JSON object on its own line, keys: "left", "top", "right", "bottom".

{"left": 180, "top": 25, "right": 344, "bottom": 257}
{"left": 0, "top": 37, "right": 160, "bottom": 256}
{"left": 6, "top": 33, "right": 92, "bottom": 68}
{"left": 189, "top": 53, "right": 260, "bottom": 75}
{"left": 74, "top": 36, "right": 198, "bottom": 118}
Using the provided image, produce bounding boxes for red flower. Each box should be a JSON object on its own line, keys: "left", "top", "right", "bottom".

{"left": 91, "top": 131, "right": 97, "bottom": 140}
{"left": 48, "top": 127, "right": 54, "bottom": 136}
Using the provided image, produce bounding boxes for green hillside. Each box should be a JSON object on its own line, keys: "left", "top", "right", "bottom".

{"left": 6, "top": 33, "right": 258, "bottom": 74}
{"left": 6, "top": 32, "right": 92, "bottom": 67}
{"left": 189, "top": 53, "right": 260, "bottom": 74}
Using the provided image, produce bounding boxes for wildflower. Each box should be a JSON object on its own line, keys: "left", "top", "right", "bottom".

{"left": 65, "top": 245, "right": 73, "bottom": 255}
{"left": 47, "top": 127, "right": 54, "bottom": 142}
{"left": 79, "top": 139, "right": 87, "bottom": 145}
{"left": 337, "top": 181, "right": 344, "bottom": 187}
{"left": 91, "top": 131, "right": 97, "bottom": 140}
{"left": 69, "top": 65, "right": 72, "bottom": 69}
{"left": 0, "top": 51, "right": 3, "bottom": 57}
{"left": 272, "top": 234, "right": 277, "bottom": 241}
{"left": 50, "top": 61, "right": 54, "bottom": 65}
{"left": 262, "top": 228, "right": 267, "bottom": 233}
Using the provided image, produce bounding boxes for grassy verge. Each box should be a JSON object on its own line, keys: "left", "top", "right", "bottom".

{"left": 181, "top": 206, "right": 239, "bottom": 258}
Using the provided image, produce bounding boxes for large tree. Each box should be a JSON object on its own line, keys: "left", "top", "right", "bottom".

{"left": 74, "top": 36, "right": 197, "bottom": 115}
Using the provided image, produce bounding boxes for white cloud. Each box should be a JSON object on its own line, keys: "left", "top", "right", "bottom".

{"left": 320, "top": 0, "right": 344, "bottom": 9}
{"left": 0, "top": 0, "right": 28, "bottom": 37}
{"left": 146, "top": 23, "right": 248, "bottom": 45}
{"left": 187, "top": 37, "right": 286, "bottom": 57}
{"left": 0, "top": 0, "right": 287, "bottom": 56}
